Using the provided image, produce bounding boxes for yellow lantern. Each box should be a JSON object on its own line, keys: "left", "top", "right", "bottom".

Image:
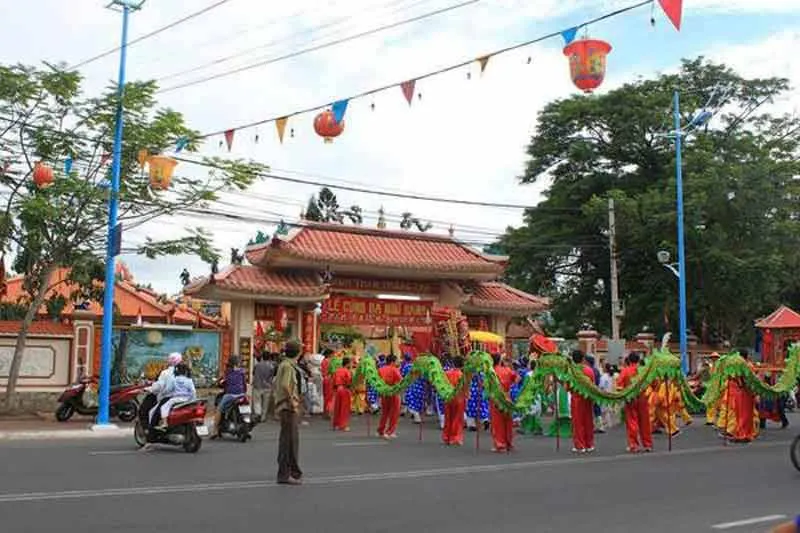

{"left": 147, "top": 155, "right": 177, "bottom": 190}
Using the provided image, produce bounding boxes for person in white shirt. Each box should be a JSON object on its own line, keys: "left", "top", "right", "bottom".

{"left": 146, "top": 352, "right": 182, "bottom": 427}
{"left": 157, "top": 363, "right": 197, "bottom": 429}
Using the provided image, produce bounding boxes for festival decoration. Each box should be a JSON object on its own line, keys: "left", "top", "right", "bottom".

{"left": 313, "top": 109, "right": 345, "bottom": 143}
{"left": 332, "top": 99, "right": 349, "bottom": 124}
{"left": 400, "top": 80, "right": 416, "bottom": 106}
{"left": 32, "top": 161, "right": 54, "bottom": 189}
{"left": 658, "top": 0, "right": 683, "bottom": 30}
{"left": 175, "top": 136, "right": 190, "bottom": 153}
{"left": 224, "top": 129, "right": 235, "bottom": 151}
{"left": 477, "top": 55, "right": 491, "bottom": 74}
{"left": 275, "top": 306, "right": 288, "bottom": 332}
{"left": 561, "top": 27, "right": 579, "bottom": 45}
{"left": 563, "top": 37, "right": 612, "bottom": 93}
{"left": 146, "top": 155, "right": 177, "bottom": 190}
{"left": 137, "top": 149, "right": 149, "bottom": 167}
{"left": 64, "top": 155, "right": 73, "bottom": 175}
{"left": 276, "top": 117, "right": 288, "bottom": 143}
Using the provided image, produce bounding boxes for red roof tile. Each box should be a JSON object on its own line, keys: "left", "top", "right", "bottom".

{"left": 465, "top": 282, "right": 548, "bottom": 314}
{"left": 0, "top": 321, "right": 73, "bottom": 336}
{"left": 246, "top": 223, "right": 504, "bottom": 275}
{"left": 756, "top": 305, "right": 800, "bottom": 329}
{"left": 185, "top": 265, "right": 326, "bottom": 298}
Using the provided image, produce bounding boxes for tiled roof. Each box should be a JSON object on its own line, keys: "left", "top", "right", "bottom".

{"left": 245, "top": 223, "right": 504, "bottom": 275}
{"left": 0, "top": 320, "right": 73, "bottom": 336}
{"left": 464, "top": 282, "right": 548, "bottom": 314}
{"left": 184, "top": 265, "right": 326, "bottom": 298}
{"left": 756, "top": 305, "right": 800, "bottom": 329}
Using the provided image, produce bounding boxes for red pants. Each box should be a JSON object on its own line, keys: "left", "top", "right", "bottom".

{"left": 323, "top": 377, "right": 333, "bottom": 415}
{"left": 378, "top": 395, "right": 401, "bottom": 436}
{"left": 442, "top": 397, "right": 466, "bottom": 445}
{"left": 490, "top": 405, "right": 514, "bottom": 451}
{"left": 570, "top": 395, "right": 595, "bottom": 450}
{"left": 624, "top": 397, "right": 652, "bottom": 451}
{"left": 332, "top": 387, "right": 351, "bottom": 430}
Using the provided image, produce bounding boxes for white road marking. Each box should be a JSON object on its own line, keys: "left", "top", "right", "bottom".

{"left": 0, "top": 441, "right": 784, "bottom": 504}
{"left": 88, "top": 450, "right": 139, "bottom": 456}
{"left": 711, "top": 515, "right": 787, "bottom": 529}
{"left": 332, "top": 441, "right": 388, "bottom": 447}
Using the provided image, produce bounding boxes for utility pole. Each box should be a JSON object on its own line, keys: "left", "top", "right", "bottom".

{"left": 608, "top": 197, "right": 621, "bottom": 340}
{"left": 673, "top": 90, "right": 689, "bottom": 375}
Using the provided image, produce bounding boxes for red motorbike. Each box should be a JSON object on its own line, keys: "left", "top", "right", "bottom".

{"left": 55, "top": 377, "right": 147, "bottom": 422}
{"left": 134, "top": 393, "right": 207, "bottom": 453}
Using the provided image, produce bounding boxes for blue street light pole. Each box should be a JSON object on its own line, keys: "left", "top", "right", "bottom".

{"left": 96, "top": 0, "right": 141, "bottom": 427}
{"left": 673, "top": 90, "right": 689, "bottom": 376}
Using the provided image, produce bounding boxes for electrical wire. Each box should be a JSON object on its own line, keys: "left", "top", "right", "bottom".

{"left": 157, "top": 0, "right": 482, "bottom": 93}
{"left": 69, "top": 0, "right": 237, "bottom": 70}
{"left": 193, "top": 0, "right": 654, "bottom": 138}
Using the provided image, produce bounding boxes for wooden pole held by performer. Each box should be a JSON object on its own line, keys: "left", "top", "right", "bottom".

{"left": 666, "top": 378, "right": 672, "bottom": 452}
{"left": 554, "top": 376, "right": 560, "bottom": 452}
{"left": 476, "top": 375, "right": 482, "bottom": 452}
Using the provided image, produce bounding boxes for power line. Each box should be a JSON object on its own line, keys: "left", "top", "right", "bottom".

{"left": 194, "top": 0, "right": 654, "bottom": 138}
{"left": 156, "top": 0, "right": 433, "bottom": 82}
{"left": 157, "top": 0, "right": 482, "bottom": 94}
{"left": 69, "top": 0, "right": 237, "bottom": 70}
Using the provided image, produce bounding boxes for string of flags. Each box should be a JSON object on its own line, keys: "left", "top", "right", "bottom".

{"left": 116, "top": 0, "right": 683, "bottom": 158}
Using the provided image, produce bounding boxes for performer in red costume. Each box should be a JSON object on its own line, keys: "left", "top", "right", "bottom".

{"left": 442, "top": 355, "right": 468, "bottom": 446}
{"left": 377, "top": 354, "right": 403, "bottom": 440}
{"left": 490, "top": 353, "right": 519, "bottom": 452}
{"left": 616, "top": 352, "right": 652, "bottom": 453}
{"left": 320, "top": 349, "right": 334, "bottom": 417}
{"left": 569, "top": 350, "right": 596, "bottom": 453}
{"left": 730, "top": 349, "right": 757, "bottom": 443}
{"left": 332, "top": 357, "right": 353, "bottom": 431}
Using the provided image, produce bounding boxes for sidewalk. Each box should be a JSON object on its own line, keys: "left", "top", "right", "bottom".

{"left": 0, "top": 416, "right": 133, "bottom": 440}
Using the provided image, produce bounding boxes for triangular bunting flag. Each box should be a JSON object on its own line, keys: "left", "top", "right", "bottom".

{"left": 100, "top": 153, "right": 111, "bottom": 166}
{"left": 561, "top": 26, "right": 578, "bottom": 45}
{"left": 64, "top": 155, "right": 73, "bottom": 175}
{"left": 332, "top": 99, "right": 348, "bottom": 124}
{"left": 400, "top": 80, "right": 416, "bottom": 106}
{"left": 224, "top": 129, "right": 235, "bottom": 151}
{"left": 477, "top": 55, "right": 491, "bottom": 74}
{"left": 276, "top": 117, "right": 288, "bottom": 143}
{"left": 175, "top": 136, "right": 189, "bottom": 153}
{"left": 658, "top": 0, "right": 682, "bottom": 30}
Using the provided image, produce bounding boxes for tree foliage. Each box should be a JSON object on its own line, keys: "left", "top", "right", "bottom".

{"left": 0, "top": 62, "right": 266, "bottom": 408}
{"left": 304, "top": 186, "right": 362, "bottom": 224}
{"left": 500, "top": 58, "right": 800, "bottom": 344}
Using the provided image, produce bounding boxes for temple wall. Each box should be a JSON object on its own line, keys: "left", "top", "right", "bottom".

{"left": 438, "top": 283, "right": 464, "bottom": 308}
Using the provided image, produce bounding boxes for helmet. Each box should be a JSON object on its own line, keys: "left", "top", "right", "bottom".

{"left": 167, "top": 352, "right": 183, "bottom": 366}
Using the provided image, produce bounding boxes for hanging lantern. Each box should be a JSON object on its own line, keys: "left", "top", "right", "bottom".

{"left": 147, "top": 155, "right": 177, "bottom": 190}
{"left": 313, "top": 109, "right": 344, "bottom": 143}
{"left": 563, "top": 38, "right": 612, "bottom": 93}
{"left": 275, "top": 306, "right": 288, "bottom": 332}
{"left": 32, "top": 161, "right": 54, "bottom": 189}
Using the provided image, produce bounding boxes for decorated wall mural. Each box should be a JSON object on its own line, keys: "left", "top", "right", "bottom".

{"left": 111, "top": 328, "right": 221, "bottom": 387}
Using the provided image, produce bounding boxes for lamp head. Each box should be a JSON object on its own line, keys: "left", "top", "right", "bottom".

{"left": 657, "top": 250, "right": 671, "bottom": 264}
{"left": 689, "top": 110, "right": 713, "bottom": 128}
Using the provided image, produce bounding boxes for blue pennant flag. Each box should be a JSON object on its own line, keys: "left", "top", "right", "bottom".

{"left": 64, "top": 155, "right": 73, "bottom": 175}
{"left": 332, "top": 99, "right": 349, "bottom": 124}
{"left": 175, "top": 136, "right": 189, "bottom": 153}
{"left": 561, "top": 26, "right": 578, "bottom": 45}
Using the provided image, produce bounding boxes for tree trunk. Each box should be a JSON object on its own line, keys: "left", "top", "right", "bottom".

{"left": 4, "top": 264, "right": 56, "bottom": 411}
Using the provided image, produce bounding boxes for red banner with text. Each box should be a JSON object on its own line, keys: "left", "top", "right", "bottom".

{"left": 321, "top": 295, "right": 433, "bottom": 326}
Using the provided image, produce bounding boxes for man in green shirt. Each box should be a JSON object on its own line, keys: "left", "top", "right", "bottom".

{"left": 275, "top": 340, "right": 303, "bottom": 485}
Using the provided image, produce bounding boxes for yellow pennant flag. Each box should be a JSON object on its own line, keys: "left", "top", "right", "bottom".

{"left": 477, "top": 55, "right": 491, "bottom": 74}
{"left": 276, "top": 117, "right": 288, "bottom": 144}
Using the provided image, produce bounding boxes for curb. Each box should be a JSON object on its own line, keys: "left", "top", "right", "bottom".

{"left": 0, "top": 427, "right": 133, "bottom": 441}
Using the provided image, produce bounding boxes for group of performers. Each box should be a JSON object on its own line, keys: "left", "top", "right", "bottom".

{"left": 314, "top": 344, "right": 777, "bottom": 454}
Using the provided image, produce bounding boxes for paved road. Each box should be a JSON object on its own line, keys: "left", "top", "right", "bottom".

{"left": 0, "top": 414, "right": 797, "bottom": 533}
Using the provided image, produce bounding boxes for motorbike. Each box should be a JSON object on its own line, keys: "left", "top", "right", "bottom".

{"left": 214, "top": 392, "right": 253, "bottom": 442}
{"left": 55, "top": 377, "right": 146, "bottom": 422}
{"left": 134, "top": 392, "right": 208, "bottom": 453}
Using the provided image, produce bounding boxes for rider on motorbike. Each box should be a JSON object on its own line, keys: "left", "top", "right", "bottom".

{"left": 145, "top": 352, "right": 183, "bottom": 428}
{"left": 156, "top": 363, "right": 197, "bottom": 429}
{"left": 211, "top": 356, "right": 247, "bottom": 439}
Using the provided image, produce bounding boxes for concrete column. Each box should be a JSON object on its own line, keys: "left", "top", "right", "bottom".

{"left": 635, "top": 331, "right": 656, "bottom": 354}
{"left": 72, "top": 310, "right": 96, "bottom": 381}
{"left": 577, "top": 329, "right": 600, "bottom": 356}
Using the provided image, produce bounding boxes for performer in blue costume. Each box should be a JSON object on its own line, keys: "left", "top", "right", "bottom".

{"left": 405, "top": 356, "right": 425, "bottom": 424}
{"left": 366, "top": 354, "right": 385, "bottom": 413}
{"left": 466, "top": 372, "right": 489, "bottom": 430}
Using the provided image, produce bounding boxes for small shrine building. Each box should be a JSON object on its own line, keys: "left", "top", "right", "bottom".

{"left": 755, "top": 305, "right": 800, "bottom": 366}
{"left": 184, "top": 223, "right": 547, "bottom": 365}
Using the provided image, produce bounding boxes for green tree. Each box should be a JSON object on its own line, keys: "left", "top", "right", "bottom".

{"left": 0, "top": 63, "right": 265, "bottom": 409}
{"left": 304, "top": 187, "right": 361, "bottom": 224}
{"left": 500, "top": 58, "right": 800, "bottom": 343}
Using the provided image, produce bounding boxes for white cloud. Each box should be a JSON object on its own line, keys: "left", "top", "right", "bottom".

{"left": 1, "top": 0, "right": 798, "bottom": 294}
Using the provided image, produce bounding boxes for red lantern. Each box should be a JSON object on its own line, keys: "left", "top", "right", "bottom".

{"left": 563, "top": 38, "right": 612, "bottom": 93}
{"left": 32, "top": 161, "right": 54, "bottom": 189}
{"left": 313, "top": 110, "right": 344, "bottom": 143}
{"left": 275, "top": 306, "right": 288, "bottom": 332}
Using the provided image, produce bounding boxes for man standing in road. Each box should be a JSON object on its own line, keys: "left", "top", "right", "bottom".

{"left": 252, "top": 352, "right": 276, "bottom": 423}
{"left": 274, "top": 340, "right": 303, "bottom": 485}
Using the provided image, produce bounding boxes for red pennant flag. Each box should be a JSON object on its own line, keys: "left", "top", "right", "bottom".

{"left": 224, "top": 129, "right": 235, "bottom": 151}
{"left": 400, "top": 80, "right": 416, "bottom": 106}
{"left": 658, "top": 0, "right": 682, "bottom": 30}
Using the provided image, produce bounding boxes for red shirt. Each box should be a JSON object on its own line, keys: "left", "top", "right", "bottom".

{"left": 494, "top": 365, "right": 517, "bottom": 393}
{"left": 378, "top": 365, "right": 402, "bottom": 385}
{"left": 616, "top": 365, "right": 638, "bottom": 389}
{"left": 321, "top": 358, "right": 330, "bottom": 377}
{"left": 333, "top": 367, "right": 352, "bottom": 388}
{"left": 446, "top": 368, "right": 464, "bottom": 399}
{"left": 582, "top": 365, "right": 595, "bottom": 382}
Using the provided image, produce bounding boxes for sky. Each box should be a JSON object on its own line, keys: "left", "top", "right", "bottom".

{"left": 0, "top": 0, "right": 798, "bottom": 296}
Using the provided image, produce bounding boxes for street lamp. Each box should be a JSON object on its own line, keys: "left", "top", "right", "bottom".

{"left": 94, "top": 0, "right": 145, "bottom": 429}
